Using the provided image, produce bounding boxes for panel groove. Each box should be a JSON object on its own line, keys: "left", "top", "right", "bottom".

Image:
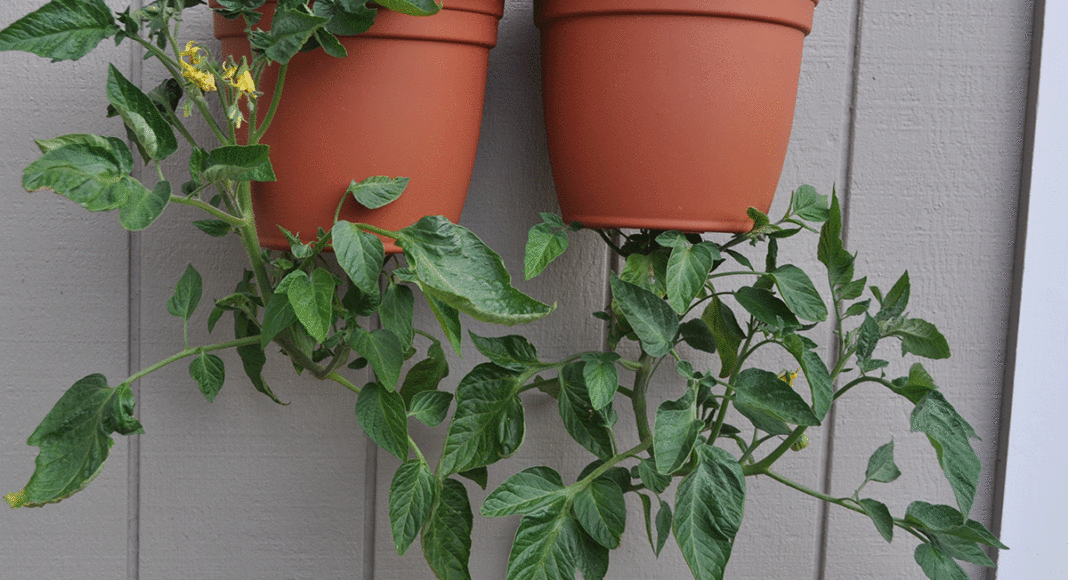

{"left": 127, "top": 6, "right": 144, "bottom": 575}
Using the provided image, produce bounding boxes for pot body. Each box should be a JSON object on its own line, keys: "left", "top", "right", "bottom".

{"left": 214, "top": 0, "right": 504, "bottom": 252}
{"left": 534, "top": 0, "right": 817, "bottom": 232}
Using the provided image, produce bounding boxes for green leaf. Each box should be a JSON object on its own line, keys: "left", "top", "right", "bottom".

{"left": 781, "top": 334, "right": 833, "bottom": 421}
{"left": 422, "top": 478, "right": 474, "bottom": 580}
{"left": 469, "top": 332, "right": 540, "bottom": 372}
{"left": 234, "top": 310, "right": 286, "bottom": 404}
{"left": 375, "top": 0, "right": 442, "bottom": 16}
{"left": 816, "top": 194, "right": 853, "bottom": 288}
{"left": 889, "top": 363, "right": 939, "bottom": 404}
{"left": 734, "top": 286, "right": 800, "bottom": 332}
{"left": 189, "top": 353, "right": 225, "bottom": 403}
{"left": 789, "top": 185, "right": 829, "bottom": 222}
{"left": 573, "top": 477, "right": 626, "bottom": 549}
{"left": 771, "top": 265, "right": 827, "bottom": 322}
{"left": 425, "top": 292, "right": 463, "bottom": 355}
{"left": 439, "top": 364, "right": 524, "bottom": 476}
{"left": 733, "top": 403, "right": 790, "bottom": 436}
{"left": 0, "top": 0, "right": 119, "bottom": 61}
{"left": 558, "top": 363, "right": 615, "bottom": 460}
{"left": 259, "top": 292, "right": 297, "bottom": 349}
{"left": 380, "top": 283, "right": 415, "bottom": 351}
{"left": 663, "top": 240, "right": 719, "bottom": 314}
{"left": 702, "top": 297, "right": 743, "bottom": 378}
{"left": 678, "top": 319, "right": 717, "bottom": 354}
{"left": 5, "top": 375, "right": 142, "bottom": 507}
{"left": 106, "top": 64, "right": 177, "bottom": 161}
{"left": 610, "top": 275, "right": 679, "bottom": 357}
{"left": 313, "top": 0, "right": 377, "bottom": 36}
{"left": 577, "top": 527, "right": 610, "bottom": 580}
{"left": 355, "top": 381, "right": 409, "bottom": 461}
{"left": 911, "top": 391, "right": 980, "bottom": 517}
{"left": 505, "top": 500, "right": 582, "bottom": 580}
{"left": 397, "top": 216, "right": 553, "bottom": 325}
{"left": 400, "top": 342, "right": 449, "bottom": 406}
{"left": 167, "top": 264, "right": 203, "bottom": 321}
{"left": 914, "top": 543, "right": 969, "bottom": 580}
{"left": 637, "top": 458, "right": 670, "bottom": 494}
{"left": 389, "top": 459, "right": 435, "bottom": 555}
{"left": 457, "top": 467, "right": 488, "bottom": 490}
{"left": 409, "top": 390, "right": 452, "bottom": 427}
{"left": 350, "top": 328, "right": 405, "bottom": 391}
{"left": 312, "top": 27, "right": 347, "bottom": 57}
{"left": 481, "top": 466, "right": 565, "bottom": 517}
{"left": 865, "top": 440, "right": 902, "bottom": 483}
{"left": 620, "top": 252, "right": 668, "bottom": 296}
{"left": 877, "top": 271, "right": 911, "bottom": 321}
{"left": 248, "top": 8, "right": 329, "bottom": 64}
{"left": 734, "top": 368, "right": 820, "bottom": 426}
{"left": 332, "top": 221, "right": 385, "bottom": 298}
{"left": 653, "top": 389, "right": 701, "bottom": 474}
{"left": 347, "top": 175, "right": 408, "bottom": 209}
{"left": 581, "top": 353, "right": 620, "bottom": 410}
{"left": 673, "top": 446, "right": 747, "bottom": 580}
{"left": 890, "top": 318, "right": 951, "bottom": 359}
{"left": 202, "top": 145, "right": 276, "bottom": 183}
{"left": 119, "top": 179, "right": 171, "bottom": 231}
{"left": 281, "top": 269, "right": 336, "bottom": 344}
{"left": 23, "top": 137, "right": 147, "bottom": 212}
{"left": 904, "top": 501, "right": 1007, "bottom": 549}
{"left": 525, "top": 222, "right": 569, "bottom": 280}
{"left": 858, "top": 498, "right": 894, "bottom": 543}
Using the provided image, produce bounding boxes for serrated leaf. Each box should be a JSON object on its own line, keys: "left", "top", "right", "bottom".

{"left": 0, "top": 0, "right": 119, "bottom": 61}
{"left": 23, "top": 138, "right": 146, "bottom": 212}
{"left": 558, "top": 363, "right": 615, "bottom": 460}
{"left": 167, "top": 264, "right": 202, "bottom": 321}
{"left": 469, "top": 332, "right": 540, "bottom": 372}
{"left": 573, "top": 477, "right": 626, "bottom": 549}
{"left": 106, "top": 64, "right": 177, "bottom": 160}
{"left": 189, "top": 353, "right": 225, "bottom": 403}
{"left": 525, "top": 222, "right": 569, "bottom": 280}
{"left": 734, "top": 368, "right": 820, "bottom": 426}
{"left": 891, "top": 318, "right": 951, "bottom": 359}
{"left": 865, "top": 440, "right": 902, "bottom": 483}
{"left": 771, "top": 265, "right": 827, "bottom": 322}
{"left": 346, "top": 175, "right": 408, "bottom": 209}
{"left": 5, "top": 375, "right": 142, "bottom": 507}
{"left": 505, "top": 500, "right": 582, "bottom": 580}
{"left": 355, "top": 381, "right": 409, "bottom": 460}
{"left": 202, "top": 144, "right": 276, "bottom": 183}
{"left": 400, "top": 342, "right": 449, "bottom": 406}
{"left": 581, "top": 353, "right": 620, "bottom": 410}
{"left": 654, "top": 389, "right": 701, "bottom": 474}
{"left": 389, "top": 459, "right": 435, "bottom": 555}
{"left": 610, "top": 274, "right": 679, "bottom": 357}
{"left": 481, "top": 466, "right": 565, "bottom": 517}
{"left": 409, "top": 390, "right": 452, "bottom": 427}
{"left": 664, "top": 241, "right": 718, "bottom": 314}
{"left": 789, "top": 185, "right": 829, "bottom": 222}
{"left": 248, "top": 8, "right": 329, "bottom": 64}
{"left": 439, "top": 364, "right": 523, "bottom": 476}
{"left": 859, "top": 498, "right": 894, "bottom": 543}
{"left": 350, "top": 328, "right": 405, "bottom": 391}
{"left": 332, "top": 221, "right": 385, "bottom": 298}
{"left": 397, "top": 216, "right": 553, "bottom": 325}
{"left": 422, "top": 478, "right": 474, "bottom": 580}
{"left": 673, "top": 446, "right": 747, "bottom": 580}
{"left": 313, "top": 27, "right": 347, "bottom": 57}
{"left": 877, "top": 271, "right": 911, "bottom": 321}
{"left": 914, "top": 543, "right": 969, "bottom": 580}
{"left": 911, "top": 391, "right": 980, "bottom": 517}
{"left": 817, "top": 194, "right": 853, "bottom": 288}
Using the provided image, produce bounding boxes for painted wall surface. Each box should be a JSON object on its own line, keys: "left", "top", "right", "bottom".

{"left": 0, "top": 1, "right": 1034, "bottom": 579}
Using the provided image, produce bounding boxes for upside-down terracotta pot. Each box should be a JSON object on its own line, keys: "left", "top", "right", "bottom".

{"left": 534, "top": 0, "right": 818, "bottom": 232}
{"left": 214, "top": 0, "right": 504, "bottom": 252}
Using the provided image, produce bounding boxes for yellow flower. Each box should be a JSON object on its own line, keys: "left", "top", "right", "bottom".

{"left": 233, "top": 70, "right": 256, "bottom": 95}
{"left": 5, "top": 489, "right": 27, "bottom": 508}
{"left": 179, "top": 41, "right": 216, "bottom": 92}
{"left": 779, "top": 369, "right": 798, "bottom": 387}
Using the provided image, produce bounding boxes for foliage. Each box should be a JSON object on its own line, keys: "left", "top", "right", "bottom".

{"left": 0, "top": 2, "right": 1003, "bottom": 579}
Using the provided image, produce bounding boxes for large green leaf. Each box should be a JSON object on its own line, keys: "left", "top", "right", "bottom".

{"left": 703, "top": 296, "right": 743, "bottom": 378}
{"left": 408, "top": 390, "right": 453, "bottom": 427}
{"left": 5, "top": 374, "right": 143, "bottom": 508}
{"left": 281, "top": 269, "right": 336, "bottom": 343}
{"left": 771, "top": 265, "right": 827, "bottom": 322}
{"left": 106, "top": 64, "right": 177, "bottom": 161}
{"left": 332, "top": 221, "right": 385, "bottom": 298}
{"left": 396, "top": 216, "right": 553, "bottom": 325}
{"left": 914, "top": 543, "right": 969, "bottom": 580}
{"left": 481, "top": 466, "right": 566, "bottom": 517}
{"left": 658, "top": 233, "right": 719, "bottom": 314}
{"left": 505, "top": 500, "right": 583, "bottom": 580}
{"left": 23, "top": 137, "right": 147, "bottom": 212}
{"left": 469, "top": 332, "right": 540, "bottom": 372}
{"left": 734, "top": 286, "right": 800, "bottom": 332}
{"left": 167, "top": 264, "right": 203, "bottom": 321}
{"left": 119, "top": 179, "right": 171, "bottom": 231}
{"left": 0, "top": 0, "right": 118, "bottom": 61}
{"left": 865, "top": 440, "right": 902, "bottom": 484}
{"left": 347, "top": 175, "right": 408, "bottom": 209}
{"left": 581, "top": 352, "right": 620, "bottom": 410}
{"left": 572, "top": 477, "right": 626, "bottom": 549}
{"left": 558, "top": 363, "right": 615, "bottom": 460}
{"left": 259, "top": 292, "right": 297, "bottom": 349}
{"left": 189, "top": 353, "right": 225, "bottom": 403}
{"left": 904, "top": 501, "right": 1007, "bottom": 549}
{"left": 610, "top": 274, "right": 679, "bottom": 357}
{"left": 858, "top": 498, "right": 894, "bottom": 543}
{"left": 380, "top": 283, "right": 415, "bottom": 351}
{"left": 313, "top": 0, "right": 377, "bottom": 36}
{"left": 733, "top": 368, "right": 820, "bottom": 427}
{"left": 389, "top": 459, "right": 436, "bottom": 555}
{"left": 653, "top": 388, "right": 701, "bottom": 475}
{"left": 202, "top": 145, "right": 277, "bottom": 183}
{"left": 781, "top": 334, "right": 833, "bottom": 421}
{"left": 355, "top": 381, "right": 409, "bottom": 460}
{"left": 248, "top": 8, "right": 329, "bottom": 64}
{"left": 422, "top": 478, "right": 474, "bottom": 580}
{"left": 910, "top": 391, "right": 980, "bottom": 517}
{"left": 400, "top": 342, "right": 449, "bottom": 406}
{"left": 350, "top": 328, "right": 405, "bottom": 391}
{"left": 424, "top": 292, "right": 463, "bottom": 355}
{"left": 889, "top": 318, "right": 951, "bottom": 359}
{"left": 673, "top": 446, "right": 747, "bottom": 580}
{"left": 789, "top": 185, "right": 829, "bottom": 222}
{"left": 438, "top": 364, "right": 524, "bottom": 476}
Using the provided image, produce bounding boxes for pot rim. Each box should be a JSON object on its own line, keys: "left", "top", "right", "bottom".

{"left": 533, "top": 0, "right": 817, "bottom": 36}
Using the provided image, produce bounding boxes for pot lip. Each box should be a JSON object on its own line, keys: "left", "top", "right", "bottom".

{"left": 533, "top": 0, "right": 817, "bottom": 36}
{"left": 208, "top": 0, "right": 504, "bottom": 19}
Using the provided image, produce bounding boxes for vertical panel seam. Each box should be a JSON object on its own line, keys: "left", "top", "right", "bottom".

{"left": 363, "top": 313, "right": 382, "bottom": 580}
{"left": 126, "top": 1, "right": 144, "bottom": 577}
{"left": 813, "top": 1, "right": 866, "bottom": 579}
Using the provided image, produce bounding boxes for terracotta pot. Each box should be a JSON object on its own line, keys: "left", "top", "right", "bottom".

{"left": 534, "top": 0, "right": 818, "bottom": 233}
{"left": 213, "top": 0, "right": 505, "bottom": 252}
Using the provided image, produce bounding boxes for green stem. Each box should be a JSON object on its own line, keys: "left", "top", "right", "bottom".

{"left": 575, "top": 439, "right": 652, "bottom": 490}
{"left": 746, "top": 426, "right": 809, "bottom": 474}
{"left": 169, "top": 196, "right": 243, "bottom": 225}
{"left": 250, "top": 62, "right": 288, "bottom": 144}
{"left": 631, "top": 352, "right": 656, "bottom": 445}
{"left": 327, "top": 372, "right": 361, "bottom": 395}
{"left": 123, "top": 336, "right": 261, "bottom": 386}
{"left": 233, "top": 180, "right": 274, "bottom": 303}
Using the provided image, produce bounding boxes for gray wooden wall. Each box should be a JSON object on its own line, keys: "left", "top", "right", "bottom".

{"left": 0, "top": 1, "right": 1035, "bottom": 578}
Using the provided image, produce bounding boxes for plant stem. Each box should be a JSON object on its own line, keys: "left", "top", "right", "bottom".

{"left": 631, "top": 352, "right": 655, "bottom": 445}
{"left": 122, "top": 336, "right": 261, "bottom": 386}
{"left": 250, "top": 63, "right": 288, "bottom": 144}
{"left": 169, "top": 196, "right": 243, "bottom": 225}
{"left": 746, "top": 426, "right": 809, "bottom": 474}
{"left": 327, "top": 372, "right": 361, "bottom": 395}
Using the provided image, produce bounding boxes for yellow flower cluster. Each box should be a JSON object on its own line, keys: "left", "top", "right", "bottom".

{"left": 223, "top": 65, "right": 256, "bottom": 96}
{"left": 180, "top": 41, "right": 215, "bottom": 92}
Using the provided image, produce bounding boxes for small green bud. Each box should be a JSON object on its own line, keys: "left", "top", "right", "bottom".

{"left": 790, "top": 433, "right": 810, "bottom": 452}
